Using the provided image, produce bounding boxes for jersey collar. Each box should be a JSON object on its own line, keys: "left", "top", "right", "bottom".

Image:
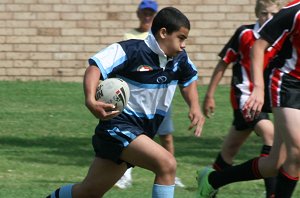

{"left": 145, "top": 31, "right": 167, "bottom": 57}
{"left": 144, "top": 31, "right": 173, "bottom": 69}
{"left": 253, "top": 22, "right": 260, "bottom": 39}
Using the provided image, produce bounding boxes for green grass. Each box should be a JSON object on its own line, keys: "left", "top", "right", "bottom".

{"left": 0, "top": 81, "right": 299, "bottom": 198}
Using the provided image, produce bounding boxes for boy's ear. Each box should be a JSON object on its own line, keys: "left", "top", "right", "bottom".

{"left": 159, "top": 28, "right": 167, "bottom": 39}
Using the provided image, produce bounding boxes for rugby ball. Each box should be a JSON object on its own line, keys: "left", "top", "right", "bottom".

{"left": 95, "top": 78, "right": 130, "bottom": 113}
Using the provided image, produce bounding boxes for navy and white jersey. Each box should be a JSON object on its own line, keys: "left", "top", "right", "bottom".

{"left": 89, "top": 32, "right": 198, "bottom": 138}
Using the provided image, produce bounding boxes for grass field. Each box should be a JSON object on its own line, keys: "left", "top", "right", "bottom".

{"left": 0, "top": 80, "right": 299, "bottom": 198}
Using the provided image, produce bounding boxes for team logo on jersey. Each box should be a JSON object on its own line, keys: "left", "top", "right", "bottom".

{"left": 137, "top": 65, "right": 153, "bottom": 71}
{"left": 157, "top": 76, "right": 167, "bottom": 83}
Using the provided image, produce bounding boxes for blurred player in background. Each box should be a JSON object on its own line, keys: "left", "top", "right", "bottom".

{"left": 116, "top": 0, "right": 185, "bottom": 189}
{"left": 202, "top": 0, "right": 281, "bottom": 197}
{"left": 197, "top": 1, "right": 300, "bottom": 198}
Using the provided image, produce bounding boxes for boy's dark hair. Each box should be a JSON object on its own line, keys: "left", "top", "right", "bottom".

{"left": 151, "top": 7, "right": 190, "bottom": 35}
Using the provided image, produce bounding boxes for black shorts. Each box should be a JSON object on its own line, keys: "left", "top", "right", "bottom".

{"left": 232, "top": 109, "right": 269, "bottom": 131}
{"left": 270, "top": 69, "right": 300, "bottom": 110}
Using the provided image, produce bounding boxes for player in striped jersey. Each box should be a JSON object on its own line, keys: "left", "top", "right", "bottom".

{"left": 197, "top": 1, "right": 300, "bottom": 198}
{"left": 202, "top": 0, "right": 281, "bottom": 197}
{"left": 117, "top": 1, "right": 185, "bottom": 189}
{"left": 47, "top": 7, "right": 205, "bottom": 198}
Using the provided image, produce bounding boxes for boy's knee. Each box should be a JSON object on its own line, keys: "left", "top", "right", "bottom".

{"left": 154, "top": 155, "right": 177, "bottom": 175}
{"left": 168, "top": 156, "right": 177, "bottom": 171}
{"left": 162, "top": 155, "right": 177, "bottom": 174}
{"left": 288, "top": 147, "right": 300, "bottom": 166}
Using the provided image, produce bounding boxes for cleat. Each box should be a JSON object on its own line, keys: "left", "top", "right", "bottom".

{"left": 175, "top": 176, "right": 185, "bottom": 188}
{"left": 115, "top": 175, "right": 132, "bottom": 189}
{"left": 196, "top": 167, "right": 218, "bottom": 198}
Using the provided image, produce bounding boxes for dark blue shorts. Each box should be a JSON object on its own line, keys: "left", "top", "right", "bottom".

{"left": 92, "top": 119, "right": 145, "bottom": 166}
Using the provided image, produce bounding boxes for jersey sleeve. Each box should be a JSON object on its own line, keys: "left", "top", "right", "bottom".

{"left": 88, "top": 43, "right": 127, "bottom": 80}
{"left": 218, "top": 26, "right": 245, "bottom": 64}
{"left": 177, "top": 53, "right": 198, "bottom": 87}
{"left": 259, "top": 4, "right": 298, "bottom": 48}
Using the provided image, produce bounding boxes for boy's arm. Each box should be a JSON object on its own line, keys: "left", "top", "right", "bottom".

{"left": 203, "top": 60, "right": 228, "bottom": 118}
{"left": 83, "top": 65, "right": 119, "bottom": 120}
{"left": 179, "top": 80, "right": 205, "bottom": 137}
{"left": 243, "top": 38, "right": 270, "bottom": 120}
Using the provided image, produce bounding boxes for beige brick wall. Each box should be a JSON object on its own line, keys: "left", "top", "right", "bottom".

{"left": 0, "top": 0, "right": 257, "bottom": 84}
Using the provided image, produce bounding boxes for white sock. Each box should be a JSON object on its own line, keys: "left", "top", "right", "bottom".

{"left": 124, "top": 167, "right": 132, "bottom": 181}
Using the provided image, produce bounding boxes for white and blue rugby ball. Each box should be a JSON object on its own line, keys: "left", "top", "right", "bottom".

{"left": 96, "top": 78, "right": 130, "bottom": 113}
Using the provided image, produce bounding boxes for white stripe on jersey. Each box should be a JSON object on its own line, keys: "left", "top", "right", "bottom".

{"left": 237, "top": 66, "right": 251, "bottom": 109}
{"left": 90, "top": 43, "right": 126, "bottom": 79}
{"left": 281, "top": 47, "right": 298, "bottom": 74}
{"left": 123, "top": 77, "right": 177, "bottom": 119}
{"left": 274, "top": 70, "right": 284, "bottom": 107}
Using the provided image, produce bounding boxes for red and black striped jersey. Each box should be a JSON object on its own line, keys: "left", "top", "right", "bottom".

{"left": 218, "top": 22, "right": 276, "bottom": 109}
{"left": 259, "top": 0, "right": 300, "bottom": 80}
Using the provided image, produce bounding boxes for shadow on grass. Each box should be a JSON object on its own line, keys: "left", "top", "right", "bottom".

{"left": 0, "top": 135, "right": 93, "bottom": 167}
{"left": 173, "top": 135, "right": 263, "bottom": 166}
{"left": 1, "top": 133, "right": 262, "bottom": 169}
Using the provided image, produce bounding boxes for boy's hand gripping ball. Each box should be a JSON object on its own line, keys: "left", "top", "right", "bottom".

{"left": 96, "top": 78, "right": 130, "bottom": 113}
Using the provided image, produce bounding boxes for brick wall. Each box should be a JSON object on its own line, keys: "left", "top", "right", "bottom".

{"left": 0, "top": 0, "right": 257, "bottom": 84}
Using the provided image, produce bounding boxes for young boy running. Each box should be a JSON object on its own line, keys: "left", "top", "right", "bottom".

{"left": 202, "top": 0, "right": 281, "bottom": 197}
{"left": 47, "top": 7, "right": 205, "bottom": 198}
{"left": 118, "top": 1, "right": 185, "bottom": 189}
{"left": 197, "top": 0, "right": 300, "bottom": 198}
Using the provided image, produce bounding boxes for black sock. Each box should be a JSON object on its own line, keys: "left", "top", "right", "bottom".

{"left": 275, "top": 167, "right": 299, "bottom": 198}
{"left": 209, "top": 157, "right": 262, "bottom": 189}
{"left": 264, "top": 177, "right": 276, "bottom": 198}
{"left": 213, "top": 153, "right": 232, "bottom": 171}
{"left": 260, "top": 145, "right": 272, "bottom": 157}
{"left": 260, "top": 145, "right": 276, "bottom": 198}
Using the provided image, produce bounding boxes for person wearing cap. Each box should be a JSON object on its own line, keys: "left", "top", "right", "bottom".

{"left": 124, "top": 0, "right": 158, "bottom": 40}
{"left": 118, "top": 0, "right": 185, "bottom": 190}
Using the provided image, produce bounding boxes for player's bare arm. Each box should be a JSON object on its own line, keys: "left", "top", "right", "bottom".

{"left": 83, "top": 65, "right": 119, "bottom": 120}
{"left": 203, "top": 60, "right": 228, "bottom": 118}
{"left": 180, "top": 81, "right": 205, "bottom": 137}
{"left": 243, "top": 38, "right": 270, "bottom": 120}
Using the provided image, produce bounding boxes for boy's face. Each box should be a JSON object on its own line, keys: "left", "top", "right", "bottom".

{"left": 257, "top": 4, "right": 279, "bottom": 26}
{"left": 159, "top": 27, "right": 189, "bottom": 57}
